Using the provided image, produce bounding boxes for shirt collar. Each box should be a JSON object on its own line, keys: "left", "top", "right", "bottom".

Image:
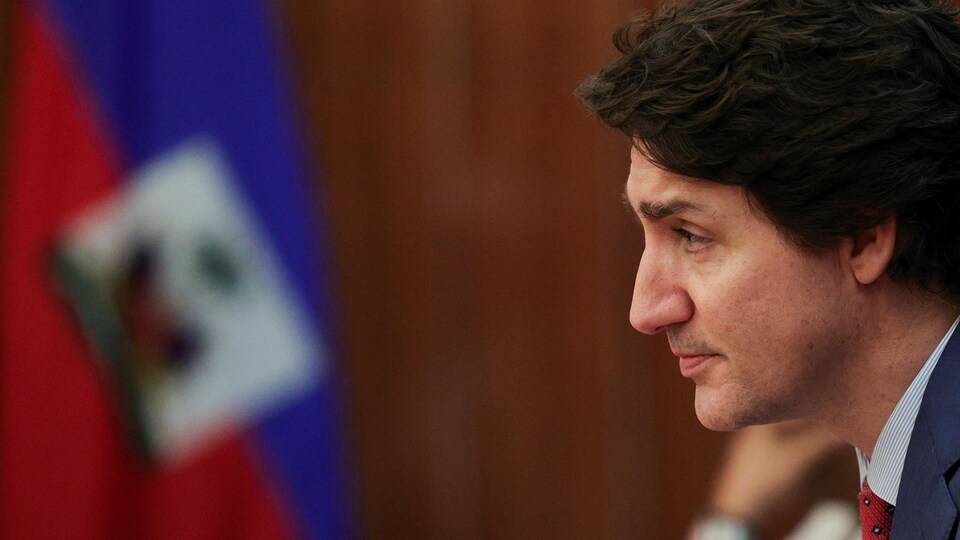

{"left": 856, "top": 316, "right": 960, "bottom": 504}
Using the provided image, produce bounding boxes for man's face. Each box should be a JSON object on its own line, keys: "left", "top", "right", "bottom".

{"left": 625, "top": 149, "right": 860, "bottom": 430}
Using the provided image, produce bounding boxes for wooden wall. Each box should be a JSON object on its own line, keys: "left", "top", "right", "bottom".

{"left": 278, "top": 1, "right": 732, "bottom": 538}
{"left": 0, "top": 0, "right": 10, "bottom": 193}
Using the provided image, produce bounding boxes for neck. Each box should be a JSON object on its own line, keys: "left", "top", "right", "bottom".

{"left": 814, "top": 285, "right": 958, "bottom": 455}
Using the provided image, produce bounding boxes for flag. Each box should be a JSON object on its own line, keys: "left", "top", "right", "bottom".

{"left": 1, "top": 1, "right": 351, "bottom": 538}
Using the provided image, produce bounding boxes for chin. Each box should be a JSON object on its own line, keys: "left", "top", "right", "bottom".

{"left": 695, "top": 408, "right": 743, "bottom": 432}
{"left": 694, "top": 391, "right": 754, "bottom": 432}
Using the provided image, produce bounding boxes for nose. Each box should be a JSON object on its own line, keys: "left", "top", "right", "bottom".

{"left": 629, "top": 252, "right": 694, "bottom": 334}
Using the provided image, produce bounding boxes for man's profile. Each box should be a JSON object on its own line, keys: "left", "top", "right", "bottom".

{"left": 577, "top": 1, "right": 960, "bottom": 538}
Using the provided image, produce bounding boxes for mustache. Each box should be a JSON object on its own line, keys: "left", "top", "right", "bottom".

{"left": 666, "top": 330, "right": 715, "bottom": 355}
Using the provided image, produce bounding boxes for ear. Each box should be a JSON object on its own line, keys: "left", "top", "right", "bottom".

{"left": 842, "top": 216, "right": 897, "bottom": 285}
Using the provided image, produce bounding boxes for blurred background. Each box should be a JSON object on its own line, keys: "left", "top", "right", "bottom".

{"left": 0, "top": 0, "right": 857, "bottom": 539}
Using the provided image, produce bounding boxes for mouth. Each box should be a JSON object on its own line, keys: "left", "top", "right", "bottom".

{"left": 674, "top": 353, "right": 719, "bottom": 378}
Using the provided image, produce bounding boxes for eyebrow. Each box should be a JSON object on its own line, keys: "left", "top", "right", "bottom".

{"left": 620, "top": 190, "right": 708, "bottom": 222}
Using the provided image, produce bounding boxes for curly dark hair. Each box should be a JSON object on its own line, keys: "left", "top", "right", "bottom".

{"left": 577, "top": 0, "right": 960, "bottom": 301}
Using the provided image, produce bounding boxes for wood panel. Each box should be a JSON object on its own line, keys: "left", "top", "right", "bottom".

{"left": 0, "top": 0, "right": 11, "bottom": 192}
{"left": 277, "top": 1, "right": 704, "bottom": 538}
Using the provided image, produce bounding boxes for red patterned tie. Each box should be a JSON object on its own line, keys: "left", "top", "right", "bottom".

{"left": 859, "top": 480, "right": 895, "bottom": 539}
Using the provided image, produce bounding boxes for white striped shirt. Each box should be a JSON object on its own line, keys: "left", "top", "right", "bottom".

{"left": 856, "top": 316, "right": 960, "bottom": 504}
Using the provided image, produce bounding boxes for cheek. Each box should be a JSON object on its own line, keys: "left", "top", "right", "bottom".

{"left": 727, "top": 257, "right": 847, "bottom": 353}
{"left": 691, "top": 255, "right": 815, "bottom": 352}
{"left": 694, "top": 256, "right": 778, "bottom": 322}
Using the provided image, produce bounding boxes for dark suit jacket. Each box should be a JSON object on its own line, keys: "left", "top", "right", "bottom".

{"left": 892, "top": 329, "right": 960, "bottom": 539}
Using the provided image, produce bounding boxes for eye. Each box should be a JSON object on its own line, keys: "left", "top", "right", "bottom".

{"left": 673, "top": 228, "right": 710, "bottom": 251}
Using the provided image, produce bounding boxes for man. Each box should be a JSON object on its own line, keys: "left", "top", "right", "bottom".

{"left": 577, "top": 1, "right": 960, "bottom": 538}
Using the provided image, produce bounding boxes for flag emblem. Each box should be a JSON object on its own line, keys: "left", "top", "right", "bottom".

{"left": 53, "top": 140, "right": 324, "bottom": 464}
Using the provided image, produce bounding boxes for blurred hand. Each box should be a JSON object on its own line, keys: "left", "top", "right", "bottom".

{"left": 707, "top": 421, "right": 847, "bottom": 524}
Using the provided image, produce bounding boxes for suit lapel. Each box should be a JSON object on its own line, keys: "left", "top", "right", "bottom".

{"left": 892, "top": 329, "right": 960, "bottom": 539}
{"left": 892, "top": 418, "right": 956, "bottom": 539}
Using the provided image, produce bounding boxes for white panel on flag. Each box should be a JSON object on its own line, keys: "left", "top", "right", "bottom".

{"left": 56, "top": 139, "right": 324, "bottom": 464}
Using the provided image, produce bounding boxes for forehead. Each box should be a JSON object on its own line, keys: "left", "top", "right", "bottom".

{"left": 625, "top": 148, "right": 754, "bottom": 220}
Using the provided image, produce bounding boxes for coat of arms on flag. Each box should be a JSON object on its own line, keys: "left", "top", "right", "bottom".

{"left": 51, "top": 139, "right": 324, "bottom": 464}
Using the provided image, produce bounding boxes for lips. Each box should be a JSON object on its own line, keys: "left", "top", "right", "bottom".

{"left": 675, "top": 353, "right": 718, "bottom": 378}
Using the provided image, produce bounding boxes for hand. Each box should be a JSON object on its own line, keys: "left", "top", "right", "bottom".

{"left": 707, "top": 421, "right": 846, "bottom": 524}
